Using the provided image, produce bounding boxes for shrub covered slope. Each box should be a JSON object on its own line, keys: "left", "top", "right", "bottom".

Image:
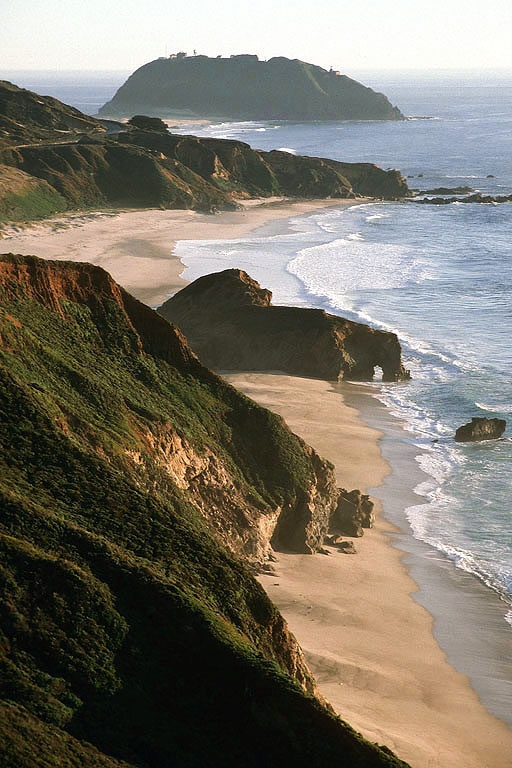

{"left": 0, "top": 254, "right": 409, "bottom": 767}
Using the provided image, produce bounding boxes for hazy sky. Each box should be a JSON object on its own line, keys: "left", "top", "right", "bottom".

{"left": 2, "top": 0, "right": 512, "bottom": 74}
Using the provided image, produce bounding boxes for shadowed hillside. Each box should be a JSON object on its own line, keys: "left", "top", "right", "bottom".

{"left": 0, "top": 253, "right": 410, "bottom": 768}
{"left": 100, "top": 54, "right": 404, "bottom": 121}
{"left": 0, "top": 81, "right": 409, "bottom": 223}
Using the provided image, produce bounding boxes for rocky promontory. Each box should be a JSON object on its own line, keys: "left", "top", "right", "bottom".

{"left": 159, "top": 269, "right": 411, "bottom": 382}
{"left": 0, "top": 81, "right": 409, "bottom": 224}
{"left": 0, "top": 253, "right": 410, "bottom": 767}
{"left": 100, "top": 53, "right": 404, "bottom": 122}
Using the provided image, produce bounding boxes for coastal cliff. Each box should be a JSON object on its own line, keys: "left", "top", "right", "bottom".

{"left": 0, "top": 253, "right": 410, "bottom": 767}
{"left": 99, "top": 54, "right": 404, "bottom": 121}
{"left": 159, "top": 269, "right": 411, "bottom": 382}
{"left": 0, "top": 81, "right": 409, "bottom": 223}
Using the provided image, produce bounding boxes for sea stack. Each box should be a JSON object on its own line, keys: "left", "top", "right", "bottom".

{"left": 454, "top": 416, "right": 506, "bottom": 442}
{"left": 159, "top": 269, "right": 411, "bottom": 382}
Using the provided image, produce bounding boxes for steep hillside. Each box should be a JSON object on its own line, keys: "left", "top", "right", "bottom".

{"left": 99, "top": 54, "right": 404, "bottom": 121}
{"left": 159, "top": 269, "right": 411, "bottom": 382}
{"left": 0, "top": 81, "right": 409, "bottom": 221}
{"left": 0, "top": 253, "right": 409, "bottom": 768}
{"left": 0, "top": 164, "right": 67, "bottom": 222}
{"left": 0, "top": 80, "right": 105, "bottom": 149}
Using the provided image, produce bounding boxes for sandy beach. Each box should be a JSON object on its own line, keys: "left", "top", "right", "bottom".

{"left": 2, "top": 200, "right": 512, "bottom": 766}
{"left": 224, "top": 373, "right": 512, "bottom": 768}
{"left": 0, "top": 198, "right": 348, "bottom": 308}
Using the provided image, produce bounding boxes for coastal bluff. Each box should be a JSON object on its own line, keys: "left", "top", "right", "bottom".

{"left": 159, "top": 269, "right": 411, "bottom": 382}
{"left": 99, "top": 53, "right": 404, "bottom": 122}
{"left": 0, "top": 253, "right": 410, "bottom": 768}
{"left": 0, "top": 80, "right": 409, "bottom": 224}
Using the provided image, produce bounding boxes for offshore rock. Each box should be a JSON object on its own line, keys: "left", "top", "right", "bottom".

{"left": 414, "top": 192, "right": 512, "bottom": 205}
{"left": 159, "top": 269, "right": 411, "bottom": 382}
{"left": 454, "top": 417, "right": 506, "bottom": 442}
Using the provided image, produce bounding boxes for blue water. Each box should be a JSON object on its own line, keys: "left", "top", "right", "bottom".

{"left": 173, "top": 71, "right": 512, "bottom": 631}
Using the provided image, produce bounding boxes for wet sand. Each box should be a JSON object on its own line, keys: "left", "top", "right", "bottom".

{"left": 224, "top": 373, "right": 512, "bottom": 768}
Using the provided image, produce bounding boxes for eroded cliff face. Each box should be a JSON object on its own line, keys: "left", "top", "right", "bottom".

{"left": 0, "top": 255, "right": 339, "bottom": 564}
{"left": 0, "top": 81, "right": 410, "bottom": 221}
{"left": 159, "top": 269, "right": 411, "bottom": 382}
{"left": 0, "top": 253, "right": 411, "bottom": 767}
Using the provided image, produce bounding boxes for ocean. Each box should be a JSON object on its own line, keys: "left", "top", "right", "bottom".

{"left": 7, "top": 69, "right": 512, "bottom": 724}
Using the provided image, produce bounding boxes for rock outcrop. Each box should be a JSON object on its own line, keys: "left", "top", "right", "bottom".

{"left": 0, "top": 253, "right": 410, "bottom": 767}
{"left": 159, "top": 269, "right": 411, "bottom": 382}
{"left": 0, "top": 81, "right": 410, "bottom": 221}
{"left": 455, "top": 417, "right": 506, "bottom": 442}
{"left": 100, "top": 54, "right": 404, "bottom": 122}
{"left": 414, "top": 192, "right": 512, "bottom": 205}
{"left": 330, "top": 489, "right": 375, "bottom": 537}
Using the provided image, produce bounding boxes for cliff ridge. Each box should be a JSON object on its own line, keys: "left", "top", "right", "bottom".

{"left": 0, "top": 253, "right": 411, "bottom": 767}
{"left": 159, "top": 269, "right": 411, "bottom": 382}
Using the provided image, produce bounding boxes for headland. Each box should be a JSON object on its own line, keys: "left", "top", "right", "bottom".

{"left": 3, "top": 198, "right": 512, "bottom": 767}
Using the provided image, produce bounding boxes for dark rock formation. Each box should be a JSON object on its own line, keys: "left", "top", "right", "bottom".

{"left": 455, "top": 417, "right": 506, "bottom": 442}
{"left": 327, "top": 535, "right": 358, "bottom": 554}
{"left": 337, "top": 541, "right": 358, "bottom": 554}
{"left": 0, "top": 81, "right": 410, "bottom": 221}
{"left": 415, "top": 186, "right": 475, "bottom": 195}
{"left": 0, "top": 253, "right": 410, "bottom": 768}
{"left": 264, "top": 149, "right": 409, "bottom": 200}
{"left": 414, "top": 192, "right": 512, "bottom": 205}
{"left": 100, "top": 54, "right": 404, "bottom": 122}
{"left": 330, "top": 489, "right": 375, "bottom": 537}
{"left": 127, "top": 114, "right": 169, "bottom": 132}
{"left": 0, "top": 79, "right": 105, "bottom": 149}
{"left": 159, "top": 269, "right": 411, "bottom": 382}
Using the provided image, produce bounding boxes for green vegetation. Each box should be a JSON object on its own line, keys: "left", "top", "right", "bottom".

{"left": 0, "top": 254, "right": 409, "bottom": 767}
{"left": 0, "top": 80, "right": 409, "bottom": 228}
{"left": 100, "top": 54, "right": 404, "bottom": 121}
{"left": 0, "top": 165, "right": 67, "bottom": 224}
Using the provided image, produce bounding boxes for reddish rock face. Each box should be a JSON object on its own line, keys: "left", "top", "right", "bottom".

{"left": 159, "top": 269, "right": 411, "bottom": 382}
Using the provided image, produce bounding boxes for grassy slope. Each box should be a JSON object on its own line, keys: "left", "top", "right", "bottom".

{"left": 0, "top": 254, "right": 409, "bottom": 768}
{"left": 0, "top": 165, "right": 67, "bottom": 223}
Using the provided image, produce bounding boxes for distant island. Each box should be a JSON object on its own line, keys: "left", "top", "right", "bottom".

{"left": 99, "top": 53, "right": 404, "bottom": 121}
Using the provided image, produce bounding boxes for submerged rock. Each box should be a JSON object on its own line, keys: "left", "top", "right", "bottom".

{"left": 454, "top": 417, "right": 506, "bottom": 442}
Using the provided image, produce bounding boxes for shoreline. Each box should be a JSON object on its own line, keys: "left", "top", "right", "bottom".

{"left": 0, "top": 197, "right": 354, "bottom": 308}
{"left": 349, "top": 383, "right": 512, "bottom": 729}
{"left": 224, "top": 373, "right": 512, "bottom": 768}
{"left": 2, "top": 199, "right": 512, "bottom": 763}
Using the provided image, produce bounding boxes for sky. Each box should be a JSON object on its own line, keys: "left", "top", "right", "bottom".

{"left": 2, "top": 0, "right": 512, "bottom": 74}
